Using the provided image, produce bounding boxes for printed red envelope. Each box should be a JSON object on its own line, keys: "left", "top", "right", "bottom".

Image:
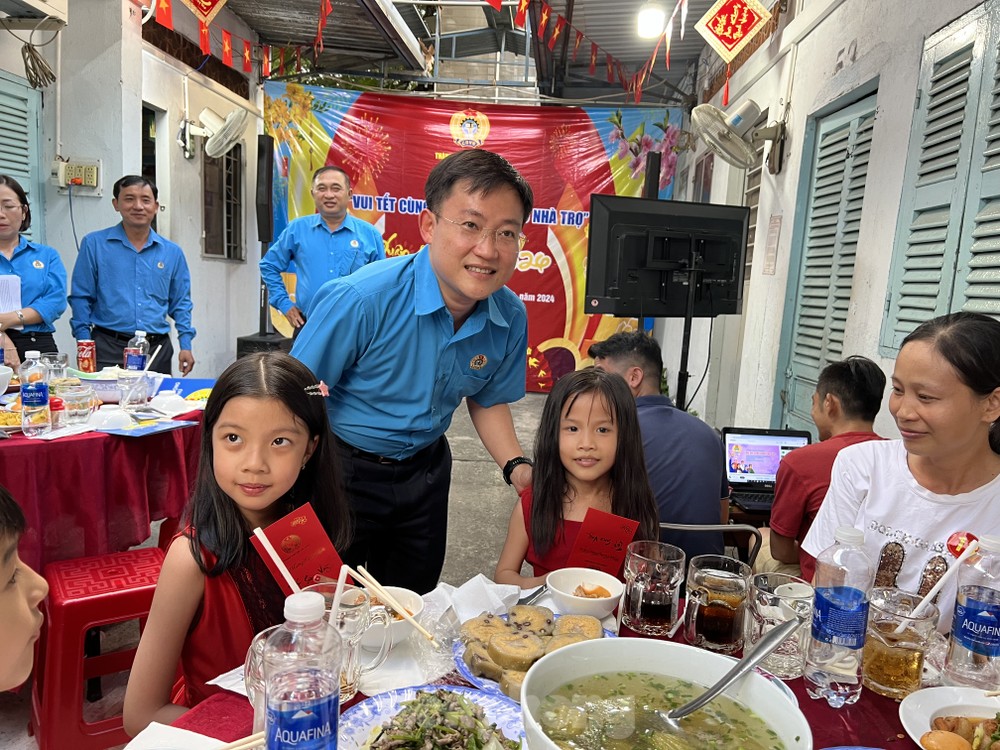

{"left": 250, "top": 502, "right": 345, "bottom": 595}
{"left": 564, "top": 507, "right": 640, "bottom": 576}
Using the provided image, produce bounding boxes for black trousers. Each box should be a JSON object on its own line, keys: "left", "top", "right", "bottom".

{"left": 336, "top": 435, "right": 451, "bottom": 595}
{"left": 4, "top": 330, "right": 58, "bottom": 360}
{"left": 92, "top": 327, "right": 174, "bottom": 375}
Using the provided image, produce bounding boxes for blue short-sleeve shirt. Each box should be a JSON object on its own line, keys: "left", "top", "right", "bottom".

{"left": 0, "top": 236, "right": 68, "bottom": 332}
{"left": 291, "top": 249, "right": 528, "bottom": 459}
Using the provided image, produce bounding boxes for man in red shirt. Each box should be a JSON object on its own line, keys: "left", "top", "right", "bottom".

{"left": 759, "top": 356, "right": 885, "bottom": 580}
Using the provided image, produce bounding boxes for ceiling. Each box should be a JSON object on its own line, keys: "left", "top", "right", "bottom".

{"left": 228, "top": 0, "right": 715, "bottom": 107}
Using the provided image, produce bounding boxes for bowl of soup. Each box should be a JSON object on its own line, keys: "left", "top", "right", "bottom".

{"left": 521, "top": 637, "right": 812, "bottom": 749}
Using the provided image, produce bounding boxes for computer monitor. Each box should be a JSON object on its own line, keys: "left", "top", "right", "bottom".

{"left": 584, "top": 194, "right": 750, "bottom": 318}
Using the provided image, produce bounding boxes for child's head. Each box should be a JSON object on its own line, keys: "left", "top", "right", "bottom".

{"left": 189, "top": 353, "right": 351, "bottom": 572}
{"left": 0, "top": 484, "right": 48, "bottom": 691}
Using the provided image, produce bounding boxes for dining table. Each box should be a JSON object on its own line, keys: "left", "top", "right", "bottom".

{"left": 0, "top": 407, "right": 203, "bottom": 572}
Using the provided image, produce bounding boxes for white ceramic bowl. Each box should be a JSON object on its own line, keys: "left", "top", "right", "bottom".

{"left": 88, "top": 405, "right": 132, "bottom": 430}
{"left": 521, "top": 638, "right": 813, "bottom": 750}
{"left": 546, "top": 567, "right": 624, "bottom": 619}
{"left": 0, "top": 365, "right": 12, "bottom": 392}
{"left": 899, "top": 686, "right": 1000, "bottom": 746}
{"left": 360, "top": 585, "right": 424, "bottom": 650}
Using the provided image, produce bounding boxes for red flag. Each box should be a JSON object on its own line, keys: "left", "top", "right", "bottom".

{"left": 547, "top": 15, "right": 566, "bottom": 51}
{"left": 315, "top": 0, "right": 332, "bottom": 52}
{"left": 155, "top": 0, "right": 173, "bottom": 30}
{"left": 279, "top": 48, "right": 286, "bottom": 75}
{"left": 606, "top": 53, "right": 613, "bottom": 83}
{"left": 537, "top": 2, "right": 551, "bottom": 41}
{"left": 484, "top": 0, "right": 502, "bottom": 10}
{"left": 198, "top": 21, "right": 210, "bottom": 55}
{"left": 573, "top": 30, "right": 583, "bottom": 61}
{"left": 243, "top": 39, "right": 252, "bottom": 73}
{"left": 514, "top": 0, "right": 530, "bottom": 28}
{"left": 222, "top": 30, "right": 233, "bottom": 66}
{"left": 262, "top": 45, "right": 271, "bottom": 77}
{"left": 588, "top": 42, "right": 597, "bottom": 75}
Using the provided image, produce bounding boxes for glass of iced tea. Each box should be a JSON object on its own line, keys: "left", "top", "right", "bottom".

{"left": 622, "top": 540, "right": 686, "bottom": 636}
{"left": 684, "top": 554, "right": 751, "bottom": 654}
{"left": 861, "top": 587, "right": 939, "bottom": 699}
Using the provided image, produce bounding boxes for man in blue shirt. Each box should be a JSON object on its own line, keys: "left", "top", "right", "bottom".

{"left": 292, "top": 149, "right": 534, "bottom": 593}
{"left": 591, "top": 332, "right": 729, "bottom": 562}
{"left": 260, "top": 166, "right": 384, "bottom": 333}
{"left": 69, "top": 176, "right": 196, "bottom": 375}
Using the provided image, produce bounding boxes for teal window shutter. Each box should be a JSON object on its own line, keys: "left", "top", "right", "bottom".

{"left": 0, "top": 73, "right": 42, "bottom": 242}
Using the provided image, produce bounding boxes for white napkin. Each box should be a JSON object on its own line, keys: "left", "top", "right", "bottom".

{"left": 124, "top": 721, "right": 225, "bottom": 749}
{"left": 207, "top": 664, "right": 248, "bottom": 696}
{"left": 34, "top": 424, "right": 96, "bottom": 440}
{"left": 429, "top": 573, "right": 521, "bottom": 623}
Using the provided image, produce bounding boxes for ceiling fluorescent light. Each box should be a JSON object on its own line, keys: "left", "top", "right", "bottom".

{"left": 637, "top": 2, "right": 667, "bottom": 39}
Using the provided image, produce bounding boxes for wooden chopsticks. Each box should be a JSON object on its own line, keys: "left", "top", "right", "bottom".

{"left": 217, "top": 730, "right": 265, "bottom": 750}
{"left": 347, "top": 564, "right": 439, "bottom": 648}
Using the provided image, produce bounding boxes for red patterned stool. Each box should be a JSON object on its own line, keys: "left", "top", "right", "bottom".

{"left": 30, "top": 547, "right": 165, "bottom": 750}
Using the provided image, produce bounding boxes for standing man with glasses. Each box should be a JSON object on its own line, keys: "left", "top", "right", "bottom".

{"left": 292, "top": 149, "right": 534, "bottom": 593}
{"left": 260, "top": 166, "right": 385, "bottom": 336}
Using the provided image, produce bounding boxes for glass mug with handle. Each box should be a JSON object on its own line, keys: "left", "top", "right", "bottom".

{"left": 622, "top": 540, "right": 686, "bottom": 636}
{"left": 684, "top": 554, "right": 752, "bottom": 654}
{"left": 744, "top": 572, "right": 813, "bottom": 679}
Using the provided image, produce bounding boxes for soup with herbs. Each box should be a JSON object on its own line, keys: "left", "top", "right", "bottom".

{"left": 538, "top": 671, "right": 785, "bottom": 750}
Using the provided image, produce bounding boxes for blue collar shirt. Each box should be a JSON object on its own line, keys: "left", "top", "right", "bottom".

{"left": 259, "top": 213, "right": 385, "bottom": 317}
{"left": 291, "top": 249, "right": 527, "bottom": 459}
{"left": 0, "top": 236, "right": 68, "bottom": 332}
{"left": 68, "top": 223, "right": 196, "bottom": 349}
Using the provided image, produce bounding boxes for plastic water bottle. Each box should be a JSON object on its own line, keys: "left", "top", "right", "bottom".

{"left": 123, "top": 330, "right": 150, "bottom": 370}
{"left": 263, "top": 591, "right": 342, "bottom": 750}
{"left": 943, "top": 534, "right": 1000, "bottom": 689}
{"left": 19, "top": 350, "right": 50, "bottom": 437}
{"left": 803, "top": 526, "right": 875, "bottom": 707}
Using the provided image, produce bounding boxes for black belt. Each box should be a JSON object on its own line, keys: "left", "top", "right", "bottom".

{"left": 92, "top": 326, "right": 169, "bottom": 345}
{"left": 335, "top": 436, "right": 433, "bottom": 465}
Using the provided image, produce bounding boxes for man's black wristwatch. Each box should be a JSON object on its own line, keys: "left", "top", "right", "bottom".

{"left": 502, "top": 456, "right": 533, "bottom": 485}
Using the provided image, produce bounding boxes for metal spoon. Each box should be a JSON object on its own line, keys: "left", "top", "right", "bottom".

{"left": 517, "top": 583, "right": 547, "bottom": 606}
{"left": 659, "top": 614, "right": 806, "bottom": 732}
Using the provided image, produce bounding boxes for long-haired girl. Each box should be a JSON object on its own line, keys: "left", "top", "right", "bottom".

{"left": 124, "top": 352, "right": 351, "bottom": 734}
{"left": 495, "top": 367, "right": 659, "bottom": 587}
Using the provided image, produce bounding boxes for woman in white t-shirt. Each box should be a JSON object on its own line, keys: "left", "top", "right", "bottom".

{"left": 802, "top": 312, "right": 1000, "bottom": 630}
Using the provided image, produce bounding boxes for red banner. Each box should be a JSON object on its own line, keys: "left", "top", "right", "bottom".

{"left": 221, "top": 29, "right": 233, "bottom": 66}
{"left": 514, "top": 0, "right": 529, "bottom": 28}
{"left": 179, "top": 0, "right": 229, "bottom": 26}
{"left": 155, "top": 0, "right": 173, "bottom": 30}
{"left": 198, "top": 21, "right": 211, "bottom": 54}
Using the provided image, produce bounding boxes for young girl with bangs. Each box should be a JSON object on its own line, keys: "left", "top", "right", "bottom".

{"left": 495, "top": 367, "right": 659, "bottom": 588}
{"left": 124, "top": 352, "right": 351, "bottom": 735}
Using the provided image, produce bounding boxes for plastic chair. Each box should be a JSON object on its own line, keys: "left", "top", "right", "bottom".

{"left": 659, "top": 523, "right": 763, "bottom": 568}
{"left": 30, "top": 547, "right": 164, "bottom": 750}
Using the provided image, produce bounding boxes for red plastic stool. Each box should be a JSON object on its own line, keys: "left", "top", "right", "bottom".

{"left": 30, "top": 547, "right": 165, "bottom": 750}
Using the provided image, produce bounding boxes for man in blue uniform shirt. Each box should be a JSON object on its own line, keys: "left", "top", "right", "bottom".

{"left": 591, "top": 332, "right": 729, "bottom": 562}
{"left": 260, "top": 166, "right": 384, "bottom": 333}
{"left": 292, "top": 149, "right": 534, "bottom": 593}
{"left": 69, "top": 176, "right": 196, "bottom": 375}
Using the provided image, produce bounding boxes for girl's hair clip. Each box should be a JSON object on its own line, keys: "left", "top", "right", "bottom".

{"left": 305, "top": 381, "right": 329, "bottom": 397}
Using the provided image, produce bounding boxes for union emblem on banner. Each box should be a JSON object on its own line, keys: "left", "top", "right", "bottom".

{"left": 694, "top": 0, "right": 771, "bottom": 63}
{"left": 179, "top": 0, "right": 229, "bottom": 26}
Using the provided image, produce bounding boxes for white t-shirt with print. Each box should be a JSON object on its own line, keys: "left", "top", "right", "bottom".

{"left": 802, "top": 440, "right": 1000, "bottom": 632}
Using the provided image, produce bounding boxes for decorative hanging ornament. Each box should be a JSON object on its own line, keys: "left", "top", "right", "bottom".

{"left": 179, "top": 0, "right": 229, "bottom": 26}
{"left": 694, "top": 0, "right": 771, "bottom": 105}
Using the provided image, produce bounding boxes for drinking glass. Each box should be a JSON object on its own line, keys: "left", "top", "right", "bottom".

{"left": 61, "top": 384, "right": 96, "bottom": 425}
{"left": 622, "top": 540, "right": 686, "bottom": 636}
{"left": 117, "top": 370, "right": 149, "bottom": 414}
{"left": 305, "top": 582, "right": 391, "bottom": 702}
{"left": 861, "top": 587, "right": 939, "bottom": 699}
{"left": 684, "top": 554, "right": 751, "bottom": 653}
{"left": 745, "top": 572, "right": 813, "bottom": 679}
{"left": 40, "top": 352, "right": 69, "bottom": 381}
{"left": 245, "top": 625, "right": 278, "bottom": 734}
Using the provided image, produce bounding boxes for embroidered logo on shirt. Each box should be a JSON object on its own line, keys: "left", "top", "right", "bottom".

{"left": 470, "top": 354, "right": 487, "bottom": 370}
{"left": 157, "top": 261, "right": 165, "bottom": 269}
{"left": 350, "top": 239, "right": 359, "bottom": 248}
{"left": 32, "top": 260, "right": 44, "bottom": 269}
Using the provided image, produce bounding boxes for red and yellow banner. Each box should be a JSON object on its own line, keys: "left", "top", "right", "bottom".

{"left": 179, "top": 0, "right": 229, "bottom": 26}
{"left": 263, "top": 83, "right": 683, "bottom": 391}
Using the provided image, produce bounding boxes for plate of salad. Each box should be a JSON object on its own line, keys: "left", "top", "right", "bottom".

{"left": 340, "top": 685, "right": 523, "bottom": 749}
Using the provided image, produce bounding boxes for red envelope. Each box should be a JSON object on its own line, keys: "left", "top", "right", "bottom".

{"left": 250, "top": 503, "right": 345, "bottom": 595}
{"left": 564, "top": 507, "right": 639, "bottom": 576}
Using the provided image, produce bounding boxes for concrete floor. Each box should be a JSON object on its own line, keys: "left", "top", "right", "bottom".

{"left": 0, "top": 393, "right": 546, "bottom": 749}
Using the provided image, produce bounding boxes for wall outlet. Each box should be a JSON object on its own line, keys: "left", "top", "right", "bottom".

{"left": 51, "top": 159, "right": 102, "bottom": 195}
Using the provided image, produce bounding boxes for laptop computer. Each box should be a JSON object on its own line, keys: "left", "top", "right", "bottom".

{"left": 722, "top": 427, "right": 812, "bottom": 512}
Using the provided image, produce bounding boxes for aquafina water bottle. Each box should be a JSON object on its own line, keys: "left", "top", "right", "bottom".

{"left": 943, "top": 534, "right": 1000, "bottom": 689}
{"left": 19, "top": 350, "right": 50, "bottom": 437}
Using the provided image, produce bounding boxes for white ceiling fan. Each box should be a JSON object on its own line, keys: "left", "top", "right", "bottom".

{"left": 691, "top": 100, "right": 786, "bottom": 173}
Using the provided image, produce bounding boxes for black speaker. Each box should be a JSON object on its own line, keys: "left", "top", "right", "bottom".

{"left": 256, "top": 134, "right": 275, "bottom": 243}
{"left": 643, "top": 151, "right": 661, "bottom": 200}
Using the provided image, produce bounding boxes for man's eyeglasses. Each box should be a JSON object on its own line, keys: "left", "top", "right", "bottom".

{"left": 435, "top": 213, "right": 527, "bottom": 251}
{"left": 0, "top": 203, "right": 23, "bottom": 214}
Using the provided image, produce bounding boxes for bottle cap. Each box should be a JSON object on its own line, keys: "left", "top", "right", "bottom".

{"left": 25, "top": 350, "right": 40, "bottom": 359}
{"left": 49, "top": 397, "right": 64, "bottom": 411}
{"left": 135, "top": 330, "right": 146, "bottom": 337}
{"left": 978, "top": 535, "right": 1000, "bottom": 553}
{"left": 834, "top": 526, "right": 864, "bottom": 546}
{"left": 284, "top": 591, "right": 326, "bottom": 623}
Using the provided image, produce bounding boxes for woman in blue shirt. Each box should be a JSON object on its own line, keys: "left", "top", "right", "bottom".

{"left": 0, "top": 175, "right": 67, "bottom": 359}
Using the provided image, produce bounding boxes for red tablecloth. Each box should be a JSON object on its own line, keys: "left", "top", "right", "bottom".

{"left": 0, "top": 412, "right": 201, "bottom": 571}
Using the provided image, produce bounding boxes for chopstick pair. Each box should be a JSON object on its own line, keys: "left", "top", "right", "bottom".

{"left": 346, "top": 564, "right": 439, "bottom": 648}
{"left": 217, "top": 730, "right": 264, "bottom": 750}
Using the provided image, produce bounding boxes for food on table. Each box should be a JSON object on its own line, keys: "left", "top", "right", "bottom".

{"left": 49, "top": 376, "right": 81, "bottom": 391}
{"left": 459, "top": 607, "right": 604, "bottom": 702}
{"left": 369, "top": 593, "right": 412, "bottom": 621}
{"left": 539, "top": 671, "right": 784, "bottom": 750}
{"left": 573, "top": 583, "right": 612, "bottom": 599}
{"left": 923, "top": 713, "right": 1000, "bottom": 750}
{"left": 0, "top": 411, "right": 20, "bottom": 426}
{"left": 185, "top": 388, "right": 212, "bottom": 401}
{"left": 364, "top": 688, "right": 520, "bottom": 749}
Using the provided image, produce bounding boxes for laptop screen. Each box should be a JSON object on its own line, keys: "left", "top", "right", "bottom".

{"left": 724, "top": 430, "right": 810, "bottom": 486}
